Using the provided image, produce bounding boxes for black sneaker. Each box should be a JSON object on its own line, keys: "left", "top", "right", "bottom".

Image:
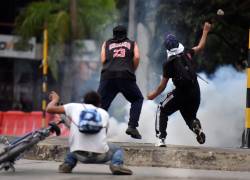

{"left": 126, "top": 126, "right": 142, "bottom": 139}
{"left": 193, "top": 125, "right": 206, "bottom": 144}
{"left": 196, "top": 131, "right": 206, "bottom": 144}
{"left": 58, "top": 163, "right": 73, "bottom": 173}
{"left": 109, "top": 164, "right": 133, "bottom": 175}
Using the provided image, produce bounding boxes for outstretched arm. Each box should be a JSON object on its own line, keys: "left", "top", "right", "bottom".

{"left": 147, "top": 77, "right": 169, "bottom": 100}
{"left": 192, "top": 22, "right": 212, "bottom": 54}
{"left": 46, "top": 91, "right": 65, "bottom": 114}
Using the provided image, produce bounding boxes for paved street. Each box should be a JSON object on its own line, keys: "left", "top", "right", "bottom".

{"left": 1, "top": 159, "right": 250, "bottom": 180}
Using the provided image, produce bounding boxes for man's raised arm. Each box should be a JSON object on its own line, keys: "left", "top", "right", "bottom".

{"left": 192, "top": 22, "right": 212, "bottom": 54}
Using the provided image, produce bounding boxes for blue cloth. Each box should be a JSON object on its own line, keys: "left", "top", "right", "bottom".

{"left": 164, "top": 34, "right": 179, "bottom": 50}
{"left": 64, "top": 143, "right": 124, "bottom": 168}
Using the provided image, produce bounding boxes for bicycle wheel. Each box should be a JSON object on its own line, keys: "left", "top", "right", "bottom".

{"left": 0, "top": 136, "right": 41, "bottom": 164}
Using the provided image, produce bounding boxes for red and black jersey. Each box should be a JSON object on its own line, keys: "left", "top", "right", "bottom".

{"left": 101, "top": 38, "right": 135, "bottom": 80}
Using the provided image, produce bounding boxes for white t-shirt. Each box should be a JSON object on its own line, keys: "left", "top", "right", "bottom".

{"left": 63, "top": 103, "right": 109, "bottom": 153}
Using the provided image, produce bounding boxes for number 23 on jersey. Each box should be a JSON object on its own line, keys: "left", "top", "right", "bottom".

{"left": 113, "top": 48, "right": 126, "bottom": 58}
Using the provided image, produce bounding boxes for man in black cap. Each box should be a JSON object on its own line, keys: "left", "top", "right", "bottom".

{"left": 98, "top": 25, "right": 143, "bottom": 139}
{"left": 147, "top": 22, "right": 211, "bottom": 147}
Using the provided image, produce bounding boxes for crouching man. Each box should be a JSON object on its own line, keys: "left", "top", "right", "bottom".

{"left": 46, "top": 91, "right": 132, "bottom": 175}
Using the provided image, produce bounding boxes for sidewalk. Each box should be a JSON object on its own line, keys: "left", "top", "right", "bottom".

{"left": 21, "top": 137, "right": 250, "bottom": 171}
{"left": 2, "top": 159, "right": 250, "bottom": 180}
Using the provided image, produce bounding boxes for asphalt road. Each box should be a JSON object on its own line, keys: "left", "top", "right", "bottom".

{"left": 1, "top": 159, "right": 250, "bottom": 180}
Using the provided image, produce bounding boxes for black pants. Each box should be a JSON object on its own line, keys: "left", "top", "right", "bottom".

{"left": 156, "top": 90, "right": 200, "bottom": 139}
{"left": 98, "top": 78, "right": 144, "bottom": 127}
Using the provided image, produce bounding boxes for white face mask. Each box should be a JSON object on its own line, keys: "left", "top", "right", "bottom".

{"left": 166, "top": 43, "right": 184, "bottom": 58}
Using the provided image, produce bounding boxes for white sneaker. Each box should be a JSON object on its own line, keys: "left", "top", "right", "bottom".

{"left": 155, "top": 138, "right": 166, "bottom": 147}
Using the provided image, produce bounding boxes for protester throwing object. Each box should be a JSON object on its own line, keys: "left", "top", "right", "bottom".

{"left": 147, "top": 22, "right": 212, "bottom": 147}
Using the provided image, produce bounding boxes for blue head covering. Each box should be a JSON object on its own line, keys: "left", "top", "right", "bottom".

{"left": 164, "top": 34, "right": 179, "bottom": 50}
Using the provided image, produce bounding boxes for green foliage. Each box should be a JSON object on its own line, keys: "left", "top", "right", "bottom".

{"left": 15, "top": 0, "right": 117, "bottom": 80}
{"left": 77, "top": 0, "right": 117, "bottom": 38}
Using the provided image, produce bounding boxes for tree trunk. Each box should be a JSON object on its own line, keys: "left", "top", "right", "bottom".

{"left": 128, "top": 0, "right": 136, "bottom": 40}
{"left": 61, "top": 0, "right": 78, "bottom": 103}
{"left": 70, "top": 0, "right": 78, "bottom": 39}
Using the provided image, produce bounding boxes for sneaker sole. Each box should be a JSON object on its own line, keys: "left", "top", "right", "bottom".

{"left": 58, "top": 169, "right": 72, "bottom": 173}
{"left": 125, "top": 130, "right": 142, "bottom": 139}
{"left": 196, "top": 132, "right": 206, "bottom": 144}
{"left": 112, "top": 170, "right": 133, "bottom": 175}
{"left": 58, "top": 170, "right": 72, "bottom": 173}
{"left": 110, "top": 165, "right": 133, "bottom": 175}
{"left": 193, "top": 125, "right": 205, "bottom": 144}
{"left": 159, "top": 144, "right": 166, "bottom": 147}
{"left": 155, "top": 144, "right": 166, "bottom": 147}
{"left": 58, "top": 164, "right": 73, "bottom": 173}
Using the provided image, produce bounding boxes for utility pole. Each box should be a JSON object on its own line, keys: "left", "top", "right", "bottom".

{"left": 70, "top": 0, "right": 78, "bottom": 39}
{"left": 42, "top": 25, "right": 48, "bottom": 128}
{"left": 61, "top": 0, "right": 78, "bottom": 103}
{"left": 128, "top": 0, "right": 136, "bottom": 40}
{"left": 242, "top": 29, "right": 250, "bottom": 148}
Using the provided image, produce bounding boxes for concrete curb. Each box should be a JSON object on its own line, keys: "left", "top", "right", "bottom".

{"left": 19, "top": 137, "right": 250, "bottom": 171}
{"left": 123, "top": 144, "right": 250, "bottom": 171}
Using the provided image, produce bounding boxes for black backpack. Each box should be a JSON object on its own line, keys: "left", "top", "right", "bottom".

{"left": 167, "top": 53, "right": 197, "bottom": 87}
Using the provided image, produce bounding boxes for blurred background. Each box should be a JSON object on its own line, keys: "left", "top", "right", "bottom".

{"left": 0, "top": 0, "right": 250, "bottom": 147}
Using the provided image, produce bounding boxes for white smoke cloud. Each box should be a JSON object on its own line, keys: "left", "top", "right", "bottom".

{"left": 107, "top": 66, "right": 246, "bottom": 148}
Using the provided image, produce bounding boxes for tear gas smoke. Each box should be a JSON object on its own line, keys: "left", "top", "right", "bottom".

{"left": 108, "top": 66, "right": 246, "bottom": 148}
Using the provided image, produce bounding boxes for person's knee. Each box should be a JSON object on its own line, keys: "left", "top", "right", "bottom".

{"left": 111, "top": 148, "right": 124, "bottom": 165}
{"left": 138, "top": 96, "right": 144, "bottom": 104}
{"left": 159, "top": 108, "right": 170, "bottom": 118}
{"left": 130, "top": 95, "right": 143, "bottom": 106}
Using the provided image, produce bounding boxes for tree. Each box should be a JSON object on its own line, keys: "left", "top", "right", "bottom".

{"left": 149, "top": 0, "right": 250, "bottom": 75}
{"left": 15, "top": 0, "right": 117, "bottom": 101}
